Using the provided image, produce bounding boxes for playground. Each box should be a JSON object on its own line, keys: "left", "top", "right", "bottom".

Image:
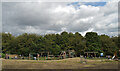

{"left": 1, "top": 50, "right": 120, "bottom": 70}
{"left": 2, "top": 57, "right": 118, "bottom": 69}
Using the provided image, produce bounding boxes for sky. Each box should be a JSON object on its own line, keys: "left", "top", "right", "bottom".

{"left": 2, "top": 1, "right": 118, "bottom": 36}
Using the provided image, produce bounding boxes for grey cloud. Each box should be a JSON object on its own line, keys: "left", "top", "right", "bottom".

{"left": 2, "top": 2, "right": 118, "bottom": 36}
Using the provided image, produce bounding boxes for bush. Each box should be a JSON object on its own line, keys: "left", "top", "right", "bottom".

{"left": 0, "top": 53, "right": 5, "bottom": 58}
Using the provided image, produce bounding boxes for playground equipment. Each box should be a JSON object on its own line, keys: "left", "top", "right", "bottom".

{"left": 28, "top": 50, "right": 76, "bottom": 60}
{"left": 106, "top": 51, "right": 119, "bottom": 60}
{"left": 67, "top": 50, "right": 75, "bottom": 58}
{"left": 112, "top": 55, "right": 115, "bottom": 60}
{"left": 59, "top": 50, "right": 76, "bottom": 59}
{"left": 60, "top": 51, "right": 66, "bottom": 59}
{"left": 111, "top": 51, "right": 118, "bottom": 60}
{"left": 80, "top": 55, "right": 87, "bottom": 64}
{"left": 84, "top": 52, "right": 98, "bottom": 58}
{"left": 29, "top": 52, "right": 50, "bottom": 60}
{"left": 29, "top": 53, "right": 40, "bottom": 60}
{"left": 47, "top": 55, "right": 54, "bottom": 60}
{"left": 118, "top": 49, "right": 120, "bottom": 59}
{"left": 5, "top": 54, "right": 19, "bottom": 59}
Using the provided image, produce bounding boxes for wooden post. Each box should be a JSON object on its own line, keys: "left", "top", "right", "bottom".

{"left": 41, "top": 52, "right": 43, "bottom": 57}
{"left": 37, "top": 54, "right": 39, "bottom": 61}
{"left": 29, "top": 54, "right": 30, "bottom": 60}
{"left": 5, "top": 54, "right": 8, "bottom": 59}
{"left": 87, "top": 53, "right": 88, "bottom": 58}
{"left": 63, "top": 51, "right": 66, "bottom": 59}
{"left": 45, "top": 56, "right": 46, "bottom": 60}
{"left": 48, "top": 52, "right": 49, "bottom": 56}
{"left": 95, "top": 53, "right": 96, "bottom": 58}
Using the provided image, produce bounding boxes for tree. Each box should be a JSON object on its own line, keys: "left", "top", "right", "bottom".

{"left": 2, "top": 33, "right": 15, "bottom": 54}
{"left": 85, "top": 32, "right": 102, "bottom": 52}
{"left": 100, "top": 35, "right": 118, "bottom": 55}
{"left": 1, "top": 32, "right": 119, "bottom": 57}
{"left": 60, "top": 31, "right": 69, "bottom": 50}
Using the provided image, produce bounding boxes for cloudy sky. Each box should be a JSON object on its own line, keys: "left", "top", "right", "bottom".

{"left": 2, "top": 1, "right": 118, "bottom": 36}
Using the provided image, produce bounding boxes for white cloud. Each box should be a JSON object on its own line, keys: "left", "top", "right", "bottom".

{"left": 2, "top": 1, "right": 118, "bottom": 36}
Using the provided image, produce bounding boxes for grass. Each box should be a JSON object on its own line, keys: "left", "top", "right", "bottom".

{"left": 86, "top": 57, "right": 107, "bottom": 60}
{"left": 29, "top": 57, "right": 61, "bottom": 60}
{"left": 2, "top": 57, "right": 119, "bottom": 69}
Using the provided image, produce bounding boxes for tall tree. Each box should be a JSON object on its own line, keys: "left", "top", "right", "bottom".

{"left": 85, "top": 32, "right": 102, "bottom": 52}
{"left": 100, "top": 35, "right": 118, "bottom": 55}
{"left": 2, "top": 33, "right": 15, "bottom": 54}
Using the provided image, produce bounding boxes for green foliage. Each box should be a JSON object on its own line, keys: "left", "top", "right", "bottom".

{"left": 85, "top": 32, "right": 102, "bottom": 52}
{"left": 100, "top": 35, "right": 118, "bottom": 55}
{"left": 1, "top": 32, "right": 119, "bottom": 57}
{"left": 2, "top": 33, "right": 15, "bottom": 53}
{"left": 0, "top": 53, "right": 5, "bottom": 58}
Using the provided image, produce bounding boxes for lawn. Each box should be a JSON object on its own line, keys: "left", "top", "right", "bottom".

{"left": 1, "top": 57, "right": 119, "bottom": 69}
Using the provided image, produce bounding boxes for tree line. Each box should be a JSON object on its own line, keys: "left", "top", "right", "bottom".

{"left": 1, "top": 31, "right": 120, "bottom": 56}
